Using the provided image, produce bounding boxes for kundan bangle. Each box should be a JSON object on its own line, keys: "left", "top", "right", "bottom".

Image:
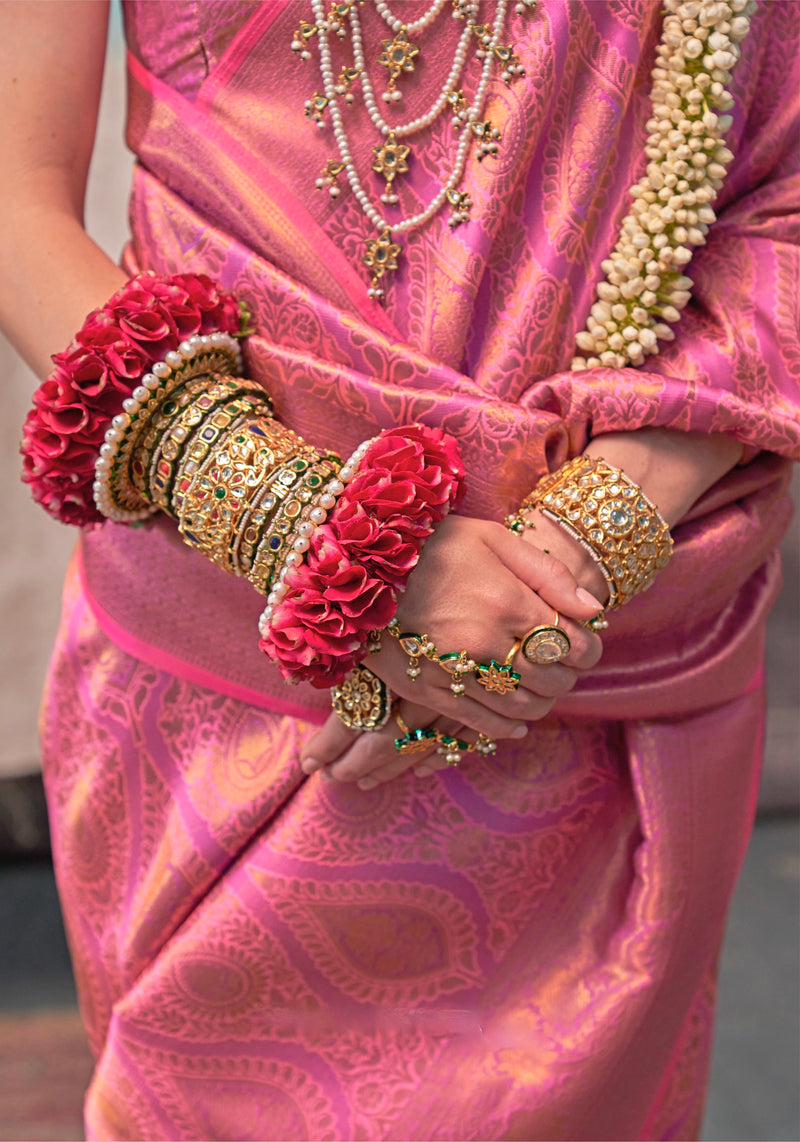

{"left": 249, "top": 456, "right": 344, "bottom": 591}
{"left": 259, "top": 440, "right": 373, "bottom": 610}
{"left": 21, "top": 272, "right": 246, "bottom": 527}
{"left": 522, "top": 454, "right": 673, "bottom": 607}
{"left": 149, "top": 377, "right": 270, "bottom": 513}
{"left": 178, "top": 425, "right": 323, "bottom": 572}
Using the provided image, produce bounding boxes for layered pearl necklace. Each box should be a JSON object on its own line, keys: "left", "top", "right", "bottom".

{"left": 299, "top": 0, "right": 530, "bottom": 298}
{"left": 298, "top": 0, "right": 749, "bottom": 343}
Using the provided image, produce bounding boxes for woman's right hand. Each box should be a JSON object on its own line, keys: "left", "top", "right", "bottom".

{"left": 364, "top": 514, "right": 604, "bottom": 737}
{"left": 301, "top": 514, "right": 605, "bottom": 784}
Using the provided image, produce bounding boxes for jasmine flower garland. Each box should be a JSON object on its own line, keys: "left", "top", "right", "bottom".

{"left": 572, "top": 0, "right": 755, "bottom": 371}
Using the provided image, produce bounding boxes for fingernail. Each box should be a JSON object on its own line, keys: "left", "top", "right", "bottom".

{"left": 301, "top": 757, "right": 321, "bottom": 775}
{"left": 511, "top": 724, "right": 528, "bottom": 739}
{"left": 576, "top": 587, "right": 603, "bottom": 610}
{"left": 414, "top": 765, "right": 435, "bottom": 778}
{"left": 357, "top": 778, "right": 378, "bottom": 791}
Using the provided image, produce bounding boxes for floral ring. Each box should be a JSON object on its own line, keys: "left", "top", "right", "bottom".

{"left": 474, "top": 638, "right": 522, "bottom": 695}
{"left": 520, "top": 610, "right": 571, "bottom": 665}
{"left": 331, "top": 664, "right": 393, "bottom": 731}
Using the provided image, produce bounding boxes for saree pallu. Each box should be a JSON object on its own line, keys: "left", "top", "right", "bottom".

{"left": 42, "top": 2, "right": 800, "bottom": 1139}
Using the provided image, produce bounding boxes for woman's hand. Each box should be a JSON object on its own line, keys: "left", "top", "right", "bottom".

{"left": 302, "top": 602, "right": 600, "bottom": 786}
{"left": 302, "top": 699, "right": 472, "bottom": 791}
{"left": 364, "top": 515, "right": 603, "bottom": 732}
{"left": 300, "top": 514, "right": 605, "bottom": 785}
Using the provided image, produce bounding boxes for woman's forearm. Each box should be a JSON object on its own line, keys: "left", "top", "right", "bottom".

{"left": 0, "top": 0, "right": 122, "bottom": 379}
{"left": 0, "top": 203, "right": 126, "bottom": 378}
{"left": 584, "top": 428, "right": 745, "bottom": 527}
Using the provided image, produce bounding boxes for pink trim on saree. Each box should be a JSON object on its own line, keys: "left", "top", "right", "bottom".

{"left": 78, "top": 545, "right": 328, "bottom": 724}
{"left": 197, "top": 2, "right": 292, "bottom": 104}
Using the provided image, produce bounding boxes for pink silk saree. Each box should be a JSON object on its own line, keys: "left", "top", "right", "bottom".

{"left": 40, "top": 2, "right": 800, "bottom": 1139}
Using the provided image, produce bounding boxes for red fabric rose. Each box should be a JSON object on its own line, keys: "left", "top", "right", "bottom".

{"left": 21, "top": 272, "right": 243, "bottom": 527}
{"left": 258, "top": 423, "right": 464, "bottom": 685}
{"left": 324, "top": 505, "right": 420, "bottom": 588}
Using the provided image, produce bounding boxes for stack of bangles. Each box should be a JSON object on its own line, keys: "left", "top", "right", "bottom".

{"left": 21, "top": 272, "right": 673, "bottom": 771}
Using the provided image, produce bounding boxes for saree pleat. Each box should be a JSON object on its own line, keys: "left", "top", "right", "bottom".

{"left": 40, "top": 1, "right": 800, "bottom": 1137}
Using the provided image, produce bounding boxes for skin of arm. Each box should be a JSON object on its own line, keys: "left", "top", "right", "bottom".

{"left": 0, "top": 0, "right": 125, "bottom": 377}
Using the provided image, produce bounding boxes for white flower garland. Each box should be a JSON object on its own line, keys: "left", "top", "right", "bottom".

{"left": 571, "top": 0, "right": 755, "bottom": 371}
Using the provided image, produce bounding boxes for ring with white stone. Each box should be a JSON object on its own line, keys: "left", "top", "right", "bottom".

{"left": 520, "top": 610, "right": 571, "bottom": 665}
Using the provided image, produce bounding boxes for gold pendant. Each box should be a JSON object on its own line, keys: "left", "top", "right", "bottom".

{"left": 317, "top": 160, "right": 347, "bottom": 199}
{"left": 372, "top": 132, "right": 410, "bottom": 205}
{"left": 446, "top": 188, "right": 472, "bottom": 227}
{"left": 291, "top": 20, "right": 318, "bottom": 60}
{"left": 493, "top": 43, "right": 526, "bottom": 84}
{"left": 327, "top": 1, "right": 356, "bottom": 38}
{"left": 378, "top": 27, "right": 420, "bottom": 93}
{"left": 363, "top": 232, "right": 401, "bottom": 300}
{"left": 336, "top": 65, "right": 362, "bottom": 104}
{"left": 446, "top": 89, "right": 469, "bottom": 128}
{"left": 304, "top": 92, "right": 329, "bottom": 125}
{"left": 472, "top": 119, "right": 501, "bottom": 160}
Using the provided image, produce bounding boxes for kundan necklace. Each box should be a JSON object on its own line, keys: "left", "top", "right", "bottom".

{"left": 296, "top": 0, "right": 752, "bottom": 363}
{"left": 296, "top": 0, "right": 532, "bottom": 298}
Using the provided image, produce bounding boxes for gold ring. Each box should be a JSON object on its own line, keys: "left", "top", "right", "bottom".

{"left": 393, "top": 714, "right": 496, "bottom": 767}
{"left": 331, "top": 665, "right": 393, "bottom": 731}
{"left": 474, "top": 637, "right": 522, "bottom": 695}
{"left": 394, "top": 713, "right": 441, "bottom": 756}
{"left": 505, "top": 637, "right": 522, "bottom": 665}
{"left": 520, "top": 609, "right": 571, "bottom": 665}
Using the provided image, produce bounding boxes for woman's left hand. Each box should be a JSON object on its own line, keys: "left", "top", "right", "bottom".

{"left": 300, "top": 699, "right": 463, "bottom": 790}
{"left": 300, "top": 507, "right": 609, "bottom": 788}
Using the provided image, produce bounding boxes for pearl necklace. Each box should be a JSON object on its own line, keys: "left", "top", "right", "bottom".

{"left": 374, "top": 0, "right": 453, "bottom": 36}
{"left": 305, "top": 0, "right": 526, "bottom": 298}
{"left": 372, "top": 0, "right": 467, "bottom": 101}
{"left": 352, "top": 9, "right": 475, "bottom": 126}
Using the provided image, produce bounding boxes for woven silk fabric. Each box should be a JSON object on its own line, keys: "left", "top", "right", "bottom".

{"left": 42, "top": 1, "right": 800, "bottom": 1138}
{"left": 45, "top": 556, "right": 761, "bottom": 1141}
{"left": 82, "top": 0, "right": 800, "bottom": 716}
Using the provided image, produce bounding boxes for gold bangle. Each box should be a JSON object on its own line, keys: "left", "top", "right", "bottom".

{"left": 178, "top": 420, "right": 318, "bottom": 571}
{"left": 522, "top": 454, "right": 673, "bottom": 608}
{"left": 147, "top": 378, "right": 271, "bottom": 512}
{"left": 170, "top": 400, "right": 278, "bottom": 517}
{"left": 105, "top": 340, "right": 248, "bottom": 517}
{"left": 247, "top": 455, "right": 340, "bottom": 593}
